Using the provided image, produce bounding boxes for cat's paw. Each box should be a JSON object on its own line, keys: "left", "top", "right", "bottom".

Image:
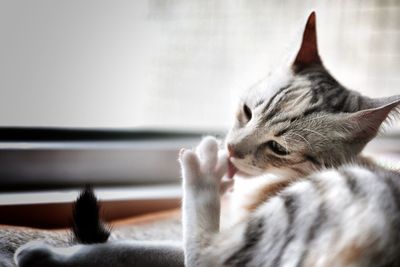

{"left": 179, "top": 136, "right": 230, "bottom": 193}
{"left": 14, "top": 241, "right": 62, "bottom": 267}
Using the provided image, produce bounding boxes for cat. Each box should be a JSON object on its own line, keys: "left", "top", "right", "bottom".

{"left": 13, "top": 11, "right": 400, "bottom": 267}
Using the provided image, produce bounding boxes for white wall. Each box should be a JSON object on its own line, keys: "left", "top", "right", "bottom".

{"left": 0, "top": 0, "right": 398, "bottom": 130}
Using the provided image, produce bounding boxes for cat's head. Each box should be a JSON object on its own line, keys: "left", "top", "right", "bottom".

{"left": 226, "top": 12, "right": 400, "bottom": 178}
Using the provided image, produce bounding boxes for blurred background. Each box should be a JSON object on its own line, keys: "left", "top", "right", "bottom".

{"left": 0, "top": 0, "right": 399, "bottom": 228}
{"left": 0, "top": 0, "right": 399, "bottom": 131}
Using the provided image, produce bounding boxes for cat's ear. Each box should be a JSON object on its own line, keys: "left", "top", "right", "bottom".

{"left": 345, "top": 96, "right": 400, "bottom": 140}
{"left": 292, "top": 12, "right": 322, "bottom": 72}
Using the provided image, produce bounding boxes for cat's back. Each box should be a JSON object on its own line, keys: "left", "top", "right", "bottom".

{"left": 243, "top": 165, "right": 400, "bottom": 267}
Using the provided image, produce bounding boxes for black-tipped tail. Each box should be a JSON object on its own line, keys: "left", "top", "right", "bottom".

{"left": 72, "top": 186, "right": 111, "bottom": 244}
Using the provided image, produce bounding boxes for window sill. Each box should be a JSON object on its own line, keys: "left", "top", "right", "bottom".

{"left": 0, "top": 184, "right": 182, "bottom": 229}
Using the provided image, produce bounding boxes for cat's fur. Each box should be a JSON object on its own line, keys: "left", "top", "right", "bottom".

{"left": 13, "top": 12, "right": 400, "bottom": 267}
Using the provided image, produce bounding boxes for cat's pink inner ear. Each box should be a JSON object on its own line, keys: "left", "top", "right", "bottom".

{"left": 348, "top": 99, "right": 400, "bottom": 139}
{"left": 293, "top": 12, "right": 322, "bottom": 72}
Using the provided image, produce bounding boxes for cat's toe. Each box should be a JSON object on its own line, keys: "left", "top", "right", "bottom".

{"left": 197, "top": 136, "right": 219, "bottom": 155}
{"left": 197, "top": 136, "right": 219, "bottom": 172}
{"left": 14, "top": 241, "right": 59, "bottom": 267}
{"left": 180, "top": 149, "right": 201, "bottom": 184}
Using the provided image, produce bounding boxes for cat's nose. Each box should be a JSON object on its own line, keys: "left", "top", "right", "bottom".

{"left": 227, "top": 143, "right": 247, "bottom": 159}
{"left": 227, "top": 143, "right": 246, "bottom": 159}
{"left": 227, "top": 144, "right": 236, "bottom": 158}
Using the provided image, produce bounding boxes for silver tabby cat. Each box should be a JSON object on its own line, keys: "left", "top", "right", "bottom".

{"left": 14, "top": 12, "right": 400, "bottom": 267}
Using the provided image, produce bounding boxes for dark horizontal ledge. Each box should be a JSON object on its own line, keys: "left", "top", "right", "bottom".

{"left": 0, "top": 127, "right": 223, "bottom": 142}
{"left": 0, "top": 128, "right": 225, "bottom": 192}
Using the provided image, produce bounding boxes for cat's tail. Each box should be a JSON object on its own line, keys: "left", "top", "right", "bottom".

{"left": 72, "top": 186, "right": 111, "bottom": 244}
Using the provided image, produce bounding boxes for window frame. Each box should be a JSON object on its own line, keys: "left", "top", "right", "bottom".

{"left": 0, "top": 127, "right": 222, "bottom": 192}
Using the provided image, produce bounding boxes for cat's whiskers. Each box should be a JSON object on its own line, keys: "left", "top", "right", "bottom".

{"left": 290, "top": 132, "right": 313, "bottom": 151}
{"left": 302, "top": 128, "right": 327, "bottom": 139}
{"left": 306, "top": 114, "right": 330, "bottom": 122}
{"left": 281, "top": 135, "right": 289, "bottom": 152}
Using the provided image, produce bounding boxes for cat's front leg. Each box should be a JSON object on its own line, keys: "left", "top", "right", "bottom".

{"left": 179, "top": 136, "right": 230, "bottom": 266}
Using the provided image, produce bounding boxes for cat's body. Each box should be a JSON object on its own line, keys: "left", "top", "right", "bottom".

{"left": 180, "top": 146, "right": 400, "bottom": 267}
{"left": 12, "top": 12, "right": 400, "bottom": 267}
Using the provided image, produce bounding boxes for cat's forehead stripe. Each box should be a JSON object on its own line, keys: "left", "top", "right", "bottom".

{"left": 261, "top": 85, "right": 292, "bottom": 115}
{"left": 254, "top": 99, "right": 264, "bottom": 108}
{"left": 275, "top": 127, "right": 289, "bottom": 137}
{"left": 262, "top": 85, "right": 311, "bottom": 123}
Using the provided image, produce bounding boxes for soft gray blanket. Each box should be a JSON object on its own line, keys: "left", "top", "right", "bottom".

{"left": 0, "top": 211, "right": 182, "bottom": 267}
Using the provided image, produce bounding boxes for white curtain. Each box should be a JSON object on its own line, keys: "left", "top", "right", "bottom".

{"left": 0, "top": 0, "right": 398, "bottom": 130}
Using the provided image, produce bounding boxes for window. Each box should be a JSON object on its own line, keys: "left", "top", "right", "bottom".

{"left": 0, "top": 1, "right": 398, "bottom": 131}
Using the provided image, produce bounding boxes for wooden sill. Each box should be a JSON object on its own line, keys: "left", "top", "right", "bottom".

{"left": 0, "top": 185, "right": 182, "bottom": 229}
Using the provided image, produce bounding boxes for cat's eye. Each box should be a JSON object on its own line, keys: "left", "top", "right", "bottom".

{"left": 243, "top": 104, "right": 252, "bottom": 121}
{"left": 264, "top": 140, "right": 289, "bottom": 156}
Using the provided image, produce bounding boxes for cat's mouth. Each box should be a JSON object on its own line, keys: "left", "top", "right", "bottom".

{"left": 229, "top": 158, "right": 265, "bottom": 178}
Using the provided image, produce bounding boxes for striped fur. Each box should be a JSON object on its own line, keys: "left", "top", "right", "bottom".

{"left": 226, "top": 66, "right": 400, "bottom": 179}
{"left": 180, "top": 139, "right": 400, "bottom": 267}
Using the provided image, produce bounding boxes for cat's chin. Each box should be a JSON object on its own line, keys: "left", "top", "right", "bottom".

{"left": 229, "top": 158, "right": 265, "bottom": 178}
{"left": 235, "top": 170, "right": 259, "bottom": 178}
